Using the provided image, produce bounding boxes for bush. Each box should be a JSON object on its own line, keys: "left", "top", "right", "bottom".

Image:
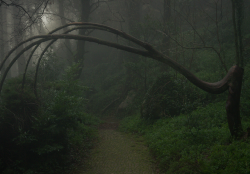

{"left": 119, "top": 113, "right": 152, "bottom": 135}
{"left": 0, "top": 76, "right": 39, "bottom": 173}
{"left": 0, "top": 64, "right": 99, "bottom": 173}
{"left": 141, "top": 73, "right": 210, "bottom": 120}
{"left": 121, "top": 101, "right": 250, "bottom": 173}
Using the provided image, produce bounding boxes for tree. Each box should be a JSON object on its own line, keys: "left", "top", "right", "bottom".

{"left": 163, "top": 0, "right": 171, "bottom": 56}
{"left": 58, "top": 0, "right": 72, "bottom": 63}
{"left": 0, "top": 5, "right": 12, "bottom": 78}
{"left": 232, "top": 0, "right": 244, "bottom": 67}
{"left": 55, "top": 0, "right": 114, "bottom": 79}
{"left": 0, "top": 0, "right": 53, "bottom": 77}
{"left": 74, "top": 0, "right": 91, "bottom": 79}
{"left": 0, "top": 18, "right": 246, "bottom": 138}
{"left": 12, "top": 1, "right": 26, "bottom": 75}
{"left": 123, "top": 0, "right": 142, "bottom": 92}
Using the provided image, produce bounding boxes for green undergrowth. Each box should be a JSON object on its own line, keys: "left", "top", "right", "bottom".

{"left": 120, "top": 102, "right": 250, "bottom": 174}
{"left": 0, "top": 64, "right": 100, "bottom": 173}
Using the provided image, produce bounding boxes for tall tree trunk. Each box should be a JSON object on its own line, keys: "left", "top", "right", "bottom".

{"left": 163, "top": 0, "right": 171, "bottom": 47}
{"left": 13, "top": 3, "right": 26, "bottom": 75}
{"left": 162, "top": 0, "right": 171, "bottom": 71}
{"left": 124, "top": 0, "right": 141, "bottom": 91}
{"left": 0, "top": 8, "right": 4, "bottom": 73}
{"left": 58, "top": 0, "right": 72, "bottom": 64}
{"left": 227, "top": 0, "right": 244, "bottom": 138}
{"left": 75, "top": 0, "right": 90, "bottom": 79}
{"left": 1, "top": 7, "right": 12, "bottom": 78}
{"left": 128, "top": 0, "right": 141, "bottom": 37}
{"left": 226, "top": 65, "right": 243, "bottom": 138}
{"left": 232, "top": 0, "right": 244, "bottom": 67}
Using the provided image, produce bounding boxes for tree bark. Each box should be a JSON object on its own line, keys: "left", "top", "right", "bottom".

{"left": 163, "top": 0, "right": 171, "bottom": 46}
{"left": 124, "top": 0, "right": 141, "bottom": 91}
{"left": 0, "top": 7, "right": 4, "bottom": 72}
{"left": 1, "top": 7, "right": 11, "bottom": 78}
{"left": 226, "top": 65, "right": 243, "bottom": 138}
{"left": 58, "top": 0, "right": 72, "bottom": 63}
{"left": 162, "top": 0, "right": 171, "bottom": 71}
{"left": 13, "top": 2, "right": 26, "bottom": 75}
{"left": 74, "top": 0, "right": 90, "bottom": 79}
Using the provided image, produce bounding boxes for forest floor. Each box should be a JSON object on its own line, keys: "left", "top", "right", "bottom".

{"left": 76, "top": 115, "right": 159, "bottom": 174}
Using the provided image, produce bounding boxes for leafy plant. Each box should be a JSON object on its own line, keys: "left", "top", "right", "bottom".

{"left": 120, "top": 101, "right": 250, "bottom": 173}
{"left": 0, "top": 63, "right": 99, "bottom": 173}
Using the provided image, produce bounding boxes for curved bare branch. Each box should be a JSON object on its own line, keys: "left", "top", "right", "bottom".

{"left": 47, "top": 22, "right": 150, "bottom": 48}
{"left": 22, "top": 44, "right": 40, "bottom": 90}
{"left": 23, "top": 26, "right": 104, "bottom": 91}
{"left": 0, "top": 34, "right": 149, "bottom": 94}
{"left": 150, "top": 50, "right": 235, "bottom": 94}
{"left": 22, "top": 27, "right": 86, "bottom": 92}
{"left": 0, "top": 38, "right": 50, "bottom": 94}
{"left": 33, "top": 27, "right": 96, "bottom": 97}
{"left": 0, "top": 22, "right": 148, "bottom": 72}
{"left": 0, "top": 23, "right": 238, "bottom": 97}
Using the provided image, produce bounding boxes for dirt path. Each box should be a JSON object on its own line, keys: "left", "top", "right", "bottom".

{"left": 78, "top": 116, "right": 158, "bottom": 174}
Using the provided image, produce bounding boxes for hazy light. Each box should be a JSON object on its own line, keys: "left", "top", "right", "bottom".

{"left": 42, "top": 15, "right": 49, "bottom": 24}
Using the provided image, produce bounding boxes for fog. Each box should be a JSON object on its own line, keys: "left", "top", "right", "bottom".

{"left": 0, "top": 0, "right": 250, "bottom": 173}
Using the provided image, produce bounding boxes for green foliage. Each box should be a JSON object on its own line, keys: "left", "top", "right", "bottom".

{"left": 141, "top": 72, "right": 219, "bottom": 120}
{"left": 203, "top": 141, "right": 250, "bottom": 174}
{"left": 0, "top": 76, "right": 39, "bottom": 173}
{"left": 38, "top": 47, "right": 67, "bottom": 82}
{"left": 82, "top": 60, "right": 125, "bottom": 114}
{"left": 0, "top": 64, "right": 99, "bottom": 173}
{"left": 119, "top": 113, "right": 151, "bottom": 135}
{"left": 120, "top": 101, "right": 250, "bottom": 174}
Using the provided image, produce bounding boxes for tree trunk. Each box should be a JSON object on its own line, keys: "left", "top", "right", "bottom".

{"left": 128, "top": 0, "right": 141, "bottom": 37}
{"left": 13, "top": 3, "right": 26, "bottom": 75}
{"left": 74, "top": 0, "right": 90, "bottom": 79}
{"left": 163, "top": 0, "right": 171, "bottom": 50}
{"left": 162, "top": 0, "right": 171, "bottom": 71}
{"left": 1, "top": 7, "right": 11, "bottom": 78}
{"left": 124, "top": 0, "right": 141, "bottom": 91}
{"left": 226, "top": 65, "right": 243, "bottom": 138}
{"left": 0, "top": 8, "right": 4, "bottom": 72}
{"left": 58, "top": 0, "right": 72, "bottom": 64}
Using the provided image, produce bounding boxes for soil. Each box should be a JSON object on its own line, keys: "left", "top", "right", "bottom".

{"left": 76, "top": 115, "right": 159, "bottom": 174}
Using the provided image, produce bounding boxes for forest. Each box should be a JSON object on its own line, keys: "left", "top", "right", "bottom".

{"left": 0, "top": 0, "right": 250, "bottom": 173}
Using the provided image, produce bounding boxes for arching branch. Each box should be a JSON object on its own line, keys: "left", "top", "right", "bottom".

{"left": 1, "top": 33, "right": 235, "bottom": 95}
{"left": 0, "top": 22, "right": 244, "bottom": 138}
{"left": 0, "top": 34, "right": 148, "bottom": 94}
{"left": 23, "top": 27, "right": 103, "bottom": 92}
{"left": 0, "top": 23, "right": 237, "bottom": 96}
{"left": 22, "top": 44, "right": 39, "bottom": 90}
{"left": 33, "top": 27, "right": 96, "bottom": 97}
{"left": 0, "top": 22, "right": 150, "bottom": 73}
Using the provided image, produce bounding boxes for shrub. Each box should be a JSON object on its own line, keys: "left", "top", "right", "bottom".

{"left": 141, "top": 73, "right": 209, "bottom": 120}
{"left": 121, "top": 101, "right": 250, "bottom": 173}
{"left": 0, "top": 64, "right": 99, "bottom": 173}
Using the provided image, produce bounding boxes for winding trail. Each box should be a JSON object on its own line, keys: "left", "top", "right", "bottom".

{"left": 79, "top": 116, "right": 158, "bottom": 174}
